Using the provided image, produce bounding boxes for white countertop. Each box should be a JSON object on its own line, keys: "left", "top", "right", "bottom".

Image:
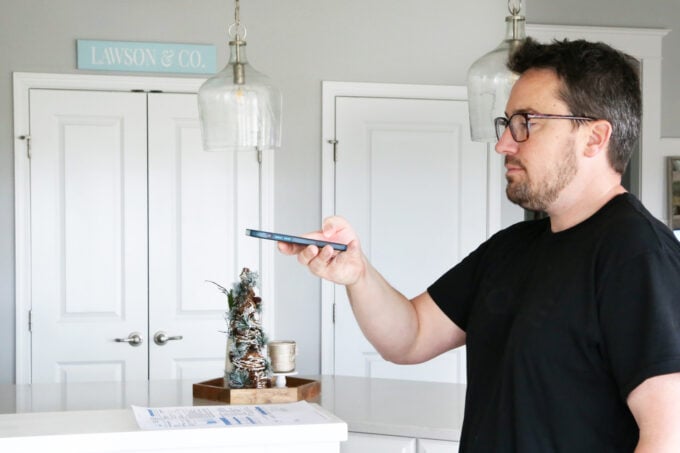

{"left": 0, "top": 406, "right": 347, "bottom": 453}
{"left": 0, "top": 375, "right": 465, "bottom": 442}
{"left": 319, "top": 375, "right": 465, "bottom": 441}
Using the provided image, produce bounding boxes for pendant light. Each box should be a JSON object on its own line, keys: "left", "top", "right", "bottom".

{"left": 467, "top": 0, "right": 526, "bottom": 143}
{"left": 198, "top": 0, "right": 282, "bottom": 151}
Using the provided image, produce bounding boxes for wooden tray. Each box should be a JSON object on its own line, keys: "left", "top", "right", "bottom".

{"left": 193, "top": 376, "right": 321, "bottom": 405}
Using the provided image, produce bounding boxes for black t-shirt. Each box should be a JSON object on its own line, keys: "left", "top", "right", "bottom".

{"left": 428, "top": 193, "right": 680, "bottom": 452}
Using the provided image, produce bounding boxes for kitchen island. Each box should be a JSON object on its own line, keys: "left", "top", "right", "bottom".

{"left": 0, "top": 375, "right": 465, "bottom": 452}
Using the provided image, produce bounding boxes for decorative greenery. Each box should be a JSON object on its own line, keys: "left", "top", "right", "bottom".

{"left": 208, "top": 268, "right": 271, "bottom": 389}
{"left": 228, "top": 368, "right": 251, "bottom": 389}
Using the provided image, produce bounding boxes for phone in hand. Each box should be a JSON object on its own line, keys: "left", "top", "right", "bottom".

{"left": 246, "top": 228, "right": 348, "bottom": 251}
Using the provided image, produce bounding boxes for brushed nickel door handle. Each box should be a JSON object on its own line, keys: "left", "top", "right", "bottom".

{"left": 114, "top": 332, "right": 143, "bottom": 347}
{"left": 154, "top": 331, "right": 183, "bottom": 346}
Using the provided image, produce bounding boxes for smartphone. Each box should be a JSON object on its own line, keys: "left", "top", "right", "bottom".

{"left": 246, "top": 228, "right": 348, "bottom": 251}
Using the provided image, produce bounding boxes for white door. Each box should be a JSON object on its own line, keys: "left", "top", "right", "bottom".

{"left": 332, "top": 94, "right": 487, "bottom": 383}
{"left": 147, "top": 93, "right": 261, "bottom": 380}
{"left": 30, "top": 89, "right": 149, "bottom": 382}
{"left": 28, "top": 88, "right": 264, "bottom": 383}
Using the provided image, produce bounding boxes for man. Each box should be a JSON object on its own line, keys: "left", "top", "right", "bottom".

{"left": 279, "top": 38, "right": 680, "bottom": 451}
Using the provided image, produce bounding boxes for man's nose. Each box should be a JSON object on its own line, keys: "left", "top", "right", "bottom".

{"left": 494, "top": 128, "right": 519, "bottom": 156}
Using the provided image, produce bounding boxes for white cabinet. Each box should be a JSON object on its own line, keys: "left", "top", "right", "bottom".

{"left": 342, "top": 432, "right": 416, "bottom": 453}
{"left": 342, "top": 433, "right": 460, "bottom": 453}
{"left": 417, "top": 438, "right": 460, "bottom": 452}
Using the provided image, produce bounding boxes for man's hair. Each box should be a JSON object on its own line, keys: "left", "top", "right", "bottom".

{"left": 508, "top": 38, "right": 641, "bottom": 174}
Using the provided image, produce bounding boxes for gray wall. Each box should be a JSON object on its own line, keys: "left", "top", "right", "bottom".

{"left": 1, "top": 0, "right": 678, "bottom": 384}
{"left": 529, "top": 0, "right": 680, "bottom": 139}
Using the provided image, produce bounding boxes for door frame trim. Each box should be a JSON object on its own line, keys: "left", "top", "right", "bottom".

{"left": 13, "top": 72, "right": 275, "bottom": 383}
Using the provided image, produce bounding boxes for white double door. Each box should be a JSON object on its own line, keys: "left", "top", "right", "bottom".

{"left": 28, "top": 88, "right": 262, "bottom": 383}
{"left": 325, "top": 84, "right": 489, "bottom": 383}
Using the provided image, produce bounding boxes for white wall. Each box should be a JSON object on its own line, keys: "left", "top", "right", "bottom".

{"left": 1, "top": 0, "right": 678, "bottom": 384}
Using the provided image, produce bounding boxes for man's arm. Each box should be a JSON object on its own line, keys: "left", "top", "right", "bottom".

{"left": 628, "top": 372, "right": 680, "bottom": 452}
{"left": 345, "top": 269, "right": 465, "bottom": 364}
{"left": 278, "top": 216, "right": 465, "bottom": 364}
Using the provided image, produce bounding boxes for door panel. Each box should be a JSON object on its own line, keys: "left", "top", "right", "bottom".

{"left": 147, "top": 93, "right": 261, "bottom": 380}
{"left": 30, "top": 89, "right": 149, "bottom": 383}
{"left": 334, "top": 96, "right": 487, "bottom": 383}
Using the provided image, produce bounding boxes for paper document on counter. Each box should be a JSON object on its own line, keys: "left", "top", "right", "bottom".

{"left": 132, "top": 400, "right": 332, "bottom": 430}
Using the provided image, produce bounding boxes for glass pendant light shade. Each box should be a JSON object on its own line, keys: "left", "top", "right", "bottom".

{"left": 198, "top": 1, "right": 281, "bottom": 152}
{"left": 198, "top": 40, "right": 282, "bottom": 151}
{"left": 467, "top": 3, "right": 526, "bottom": 143}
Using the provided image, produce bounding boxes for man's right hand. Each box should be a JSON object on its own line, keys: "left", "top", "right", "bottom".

{"left": 277, "top": 216, "right": 366, "bottom": 286}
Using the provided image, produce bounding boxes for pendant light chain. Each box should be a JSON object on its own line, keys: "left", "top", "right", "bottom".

{"left": 228, "top": 0, "right": 247, "bottom": 71}
{"left": 234, "top": 0, "right": 241, "bottom": 39}
{"left": 229, "top": 0, "right": 247, "bottom": 42}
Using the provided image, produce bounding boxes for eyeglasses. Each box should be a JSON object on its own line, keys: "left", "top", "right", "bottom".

{"left": 494, "top": 112, "right": 596, "bottom": 142}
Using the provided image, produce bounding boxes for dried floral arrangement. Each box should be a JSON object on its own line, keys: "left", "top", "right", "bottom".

{"left": 209, "top": 268, "right": 271, "bottom": 389}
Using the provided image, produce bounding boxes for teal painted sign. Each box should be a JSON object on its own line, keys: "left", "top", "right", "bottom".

{"left": 77, "top": 40, "right": 217, "bottom": 74}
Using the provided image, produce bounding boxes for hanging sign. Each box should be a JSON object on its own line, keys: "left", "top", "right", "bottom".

{"left": 77, "top": 40, "right": 217, "bottom": 74}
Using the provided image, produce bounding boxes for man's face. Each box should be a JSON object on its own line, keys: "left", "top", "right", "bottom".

{"left": 495, "top": 69, "right": 581, "bottom": 212}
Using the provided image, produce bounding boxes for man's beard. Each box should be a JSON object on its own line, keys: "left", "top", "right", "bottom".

{"left": 505, "top": 145, "right": 578, "bottom": 212}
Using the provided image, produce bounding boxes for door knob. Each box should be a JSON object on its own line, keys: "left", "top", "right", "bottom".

{"left": 114, "top": 332, "right": 143, "bottom": 347}
{"left": 154, "top": 331, "right": 183, "bottom": 346}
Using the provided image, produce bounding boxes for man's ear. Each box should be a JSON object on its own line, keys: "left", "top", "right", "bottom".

{"left": 584, "top": 120, "right": 612, "bottom": 158}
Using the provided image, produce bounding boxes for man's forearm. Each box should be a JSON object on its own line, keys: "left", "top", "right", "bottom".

{"left": 345, "top": 258, "right": 421, "bottom": 363}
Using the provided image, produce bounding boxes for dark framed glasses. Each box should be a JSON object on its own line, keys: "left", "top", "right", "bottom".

{"left": 494, "top": 112, "right": 596, "bottom": 142}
